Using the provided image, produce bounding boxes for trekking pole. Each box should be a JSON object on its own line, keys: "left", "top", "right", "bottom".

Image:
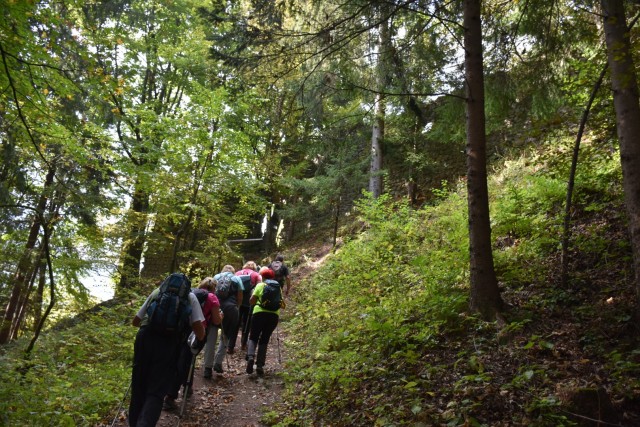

{"left": 242, "top": 310, "right": 253, "bottom": 349}
{"left": 275, "top": 323, "right": 282, "bottom": 364}
{"left": 110, "top": 382, "right": 131, "bottom": 427}
{"left": 178, "top": 352, "right": 198, "bottom": 421}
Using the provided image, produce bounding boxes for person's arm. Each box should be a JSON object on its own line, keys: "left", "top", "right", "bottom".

{"left": 250, "top": 284, "right": 260, "bottom": 306}
{"left": 132, "top": 293, "right": 154, "bottom": 327}
{"left": 189, "top": 293, "right": 206, "bottom": 340}
{"left": 211, "top": 305, "right": 223, "bottom": 326}
{"left": 192, "top": 320, "right": 206, "bottom": 341}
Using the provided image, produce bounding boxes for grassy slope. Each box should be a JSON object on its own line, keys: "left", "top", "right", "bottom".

{"left": 277, "top": 143, "right": 640, "bottom": 426}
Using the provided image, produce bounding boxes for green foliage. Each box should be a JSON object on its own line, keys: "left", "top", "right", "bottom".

{"left": 278, "top": 119, "right": 635, "bottom": 425}
{"left": 284, "top": 191, "right": 471, "bottom": 425}
{"left": 0, "top": 299, "right": 138, "bottom": 426}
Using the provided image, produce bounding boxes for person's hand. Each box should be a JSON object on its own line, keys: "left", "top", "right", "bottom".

{"left": 188, "top": 332, "right": 207, "bottom": 354}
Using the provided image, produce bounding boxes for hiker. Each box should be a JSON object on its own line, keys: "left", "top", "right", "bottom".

{"left": 165, "top": 278, "right": 223, "bottom": 407}
{"left": 211, "top": 264, "right": 244, "bottom": 373}
{"left": 246, "top": 267, "right": 283, "bottom": 376}
{"left": 129, "top": 273, "right": 205, "bottom": 427}
{"left": 199, "top": 277, "right": 226, "bottom": 379}
{"left": 235, "top": 261, "right": 262, "bottom": 351}
{"left": 268, "top": 254, "right": 291, "bottom": 296}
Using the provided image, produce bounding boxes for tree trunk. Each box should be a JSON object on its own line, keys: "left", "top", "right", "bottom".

{"left": 333, "top": 196, "right": 341, "bottom": 247}
{"left": 561, "top": 64, "right": 608, "bottom": 287}
{"left": 0, "top": 165, "right": 55, "bottom": 344}
{"left": 464, "top": 0, "right": 504, "bottom": 320}
{"left": 10, "top": 252, "right": 41, "bottom": 341}
{"left": 116, "top": 179, "right": 150, "bottom": 293}
{"left": 369, "top": 91, "right": 384, "bottom": 198}
{"left": 32, "top": 254, "right": 47, "bottom": 331}
{"left": 368, "top": 6, "right": 390, "bottom": 198}
{"left": 601, "top": 0, "right": 640, "bottom": 309}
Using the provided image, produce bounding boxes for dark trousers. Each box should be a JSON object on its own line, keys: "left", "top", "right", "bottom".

{"left": 238, "top": 305, "right": 252, "bottom": 347}
{"left": 167, "top": 342, "right": 192, "bottom": 399}
{"left": 248, "top": 311, "right": 279, "bottom": 367}
{"left": 215, "top": 304, "right": 239, "bottom": 364}
{"left": 128, "top": 327, "right": 179, "bottom": 427}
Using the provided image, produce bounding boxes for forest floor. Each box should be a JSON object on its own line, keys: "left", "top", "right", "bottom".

{"left": 112, "top": 241, "right": 334, "bottom": 427}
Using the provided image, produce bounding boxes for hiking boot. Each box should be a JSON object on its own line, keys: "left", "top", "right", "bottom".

{"left": 246, "top": 357, "right": 254, "bottom": 374}
{"left": 163, "top": 397, "right": 177, "bottom": 411}
{"left": 203, "top": 367, "right": 212, "bottom": 379}
{"left": 213, "top": 363, "right": 224, "bottom": 374}
{"left": 241, "top": 344, "right": 247, "bottom": 351}
{"left": 256, "top": 366, "right": 264, "bottom": 376}
{"left": 227, "top": 348, "right": 235, "bottom": 355}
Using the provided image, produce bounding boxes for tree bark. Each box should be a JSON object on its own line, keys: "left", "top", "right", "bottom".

{"left": 369, "top": 91, "right": 385, "bottom": 198}
{"left": 601, "top": 0, "right": 640, "bottom": 309}
{"left": 464, "top": 0, "right": 504, "bottom": 320}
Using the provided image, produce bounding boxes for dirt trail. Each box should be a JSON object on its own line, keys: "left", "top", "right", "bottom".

{"left": 111, "top": 242, "right": 334, "bottom": 427}
{"left": 155, "top": 337, "right": 286, "bottom": 427}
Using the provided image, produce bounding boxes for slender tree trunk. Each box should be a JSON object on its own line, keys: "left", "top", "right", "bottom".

{"left": 10, "top": 252, "right": 41, "bottom": 341}
{"left": 25, "top": 220, "right": 56, "bottom": 356}
{"left": 601, "top": 0, "right": 640, "bottom": 309}
{"left": 464, "top": 0, "right": 504, "bottom": 320}
{"left": 0, "top": 165, "right": 55, "bottom": 344}
{"left": 369, "top": 91, "right": 384, "bottom": 198}
{"left": 32, "top": 254, "right": 47, "bottom": 331}
{"left": 333, "top": 196, "right": 341, "bottom": 247}
{"left": 369, "top": 5, "right": 390, "bottom": 198}
{"left": 561, "top": 64, "right": 608, "bottom": 287}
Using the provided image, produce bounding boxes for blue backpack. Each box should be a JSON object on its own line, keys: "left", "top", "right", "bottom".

{"left": 237, "top": 273, "right": 253, "bottom": 308}
{"left": 258, "top": 279, "right": 282, "bottom": 311}
{"left": 146, "top": 273, "right": 192, "bottom": 337}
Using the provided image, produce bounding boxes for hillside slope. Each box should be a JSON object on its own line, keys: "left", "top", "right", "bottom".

{"left": 276, "top": 155, "right": 640, "bottom": 426}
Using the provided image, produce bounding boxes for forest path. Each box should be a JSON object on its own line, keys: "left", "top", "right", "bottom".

{"left": 155, "top": 337, "right": 286, "bottom": 427}
{"left": 114, "top": 241, "right": 335, "bottom": 427}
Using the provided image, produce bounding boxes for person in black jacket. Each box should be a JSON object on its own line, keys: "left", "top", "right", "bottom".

{"left": 268, "top": 254, "right": 291, "bottom": 297}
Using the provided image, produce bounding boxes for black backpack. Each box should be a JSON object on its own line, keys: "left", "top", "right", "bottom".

{"left": 215, "top": 273, "right": 233, "bottom": 300}
{"left": 192, "top": 288, "right": 209, "bottom": 309}
{"left": 258, "top": 279, "right": 282, "bottom": 311}
{"left": 146, "top": 273, "right": 192, "bottom": 337}
{"left": 236, "top": 273, "right": 252, "bottom": 307}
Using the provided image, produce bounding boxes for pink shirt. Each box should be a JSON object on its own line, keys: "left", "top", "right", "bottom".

{"left": 202, "top": 292, "right": 220, "bottom": 328}
{"left": 235, "top": 269, "right": 261, "bottom": 288}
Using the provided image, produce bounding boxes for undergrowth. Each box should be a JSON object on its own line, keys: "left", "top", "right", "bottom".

{"left": 279, "top": 138, "right": 639, "bottom": 426}
{"left": 0, "top": 299, "right": 138, "bottom": 426}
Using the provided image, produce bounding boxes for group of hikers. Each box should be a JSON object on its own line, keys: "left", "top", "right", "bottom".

{"left": 127, "top": 254, "right": 291, "bottom": 427}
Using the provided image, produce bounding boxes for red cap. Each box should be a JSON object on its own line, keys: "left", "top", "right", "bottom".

{"left": 259, "top": 267, "right": 275, "bottom": 280}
